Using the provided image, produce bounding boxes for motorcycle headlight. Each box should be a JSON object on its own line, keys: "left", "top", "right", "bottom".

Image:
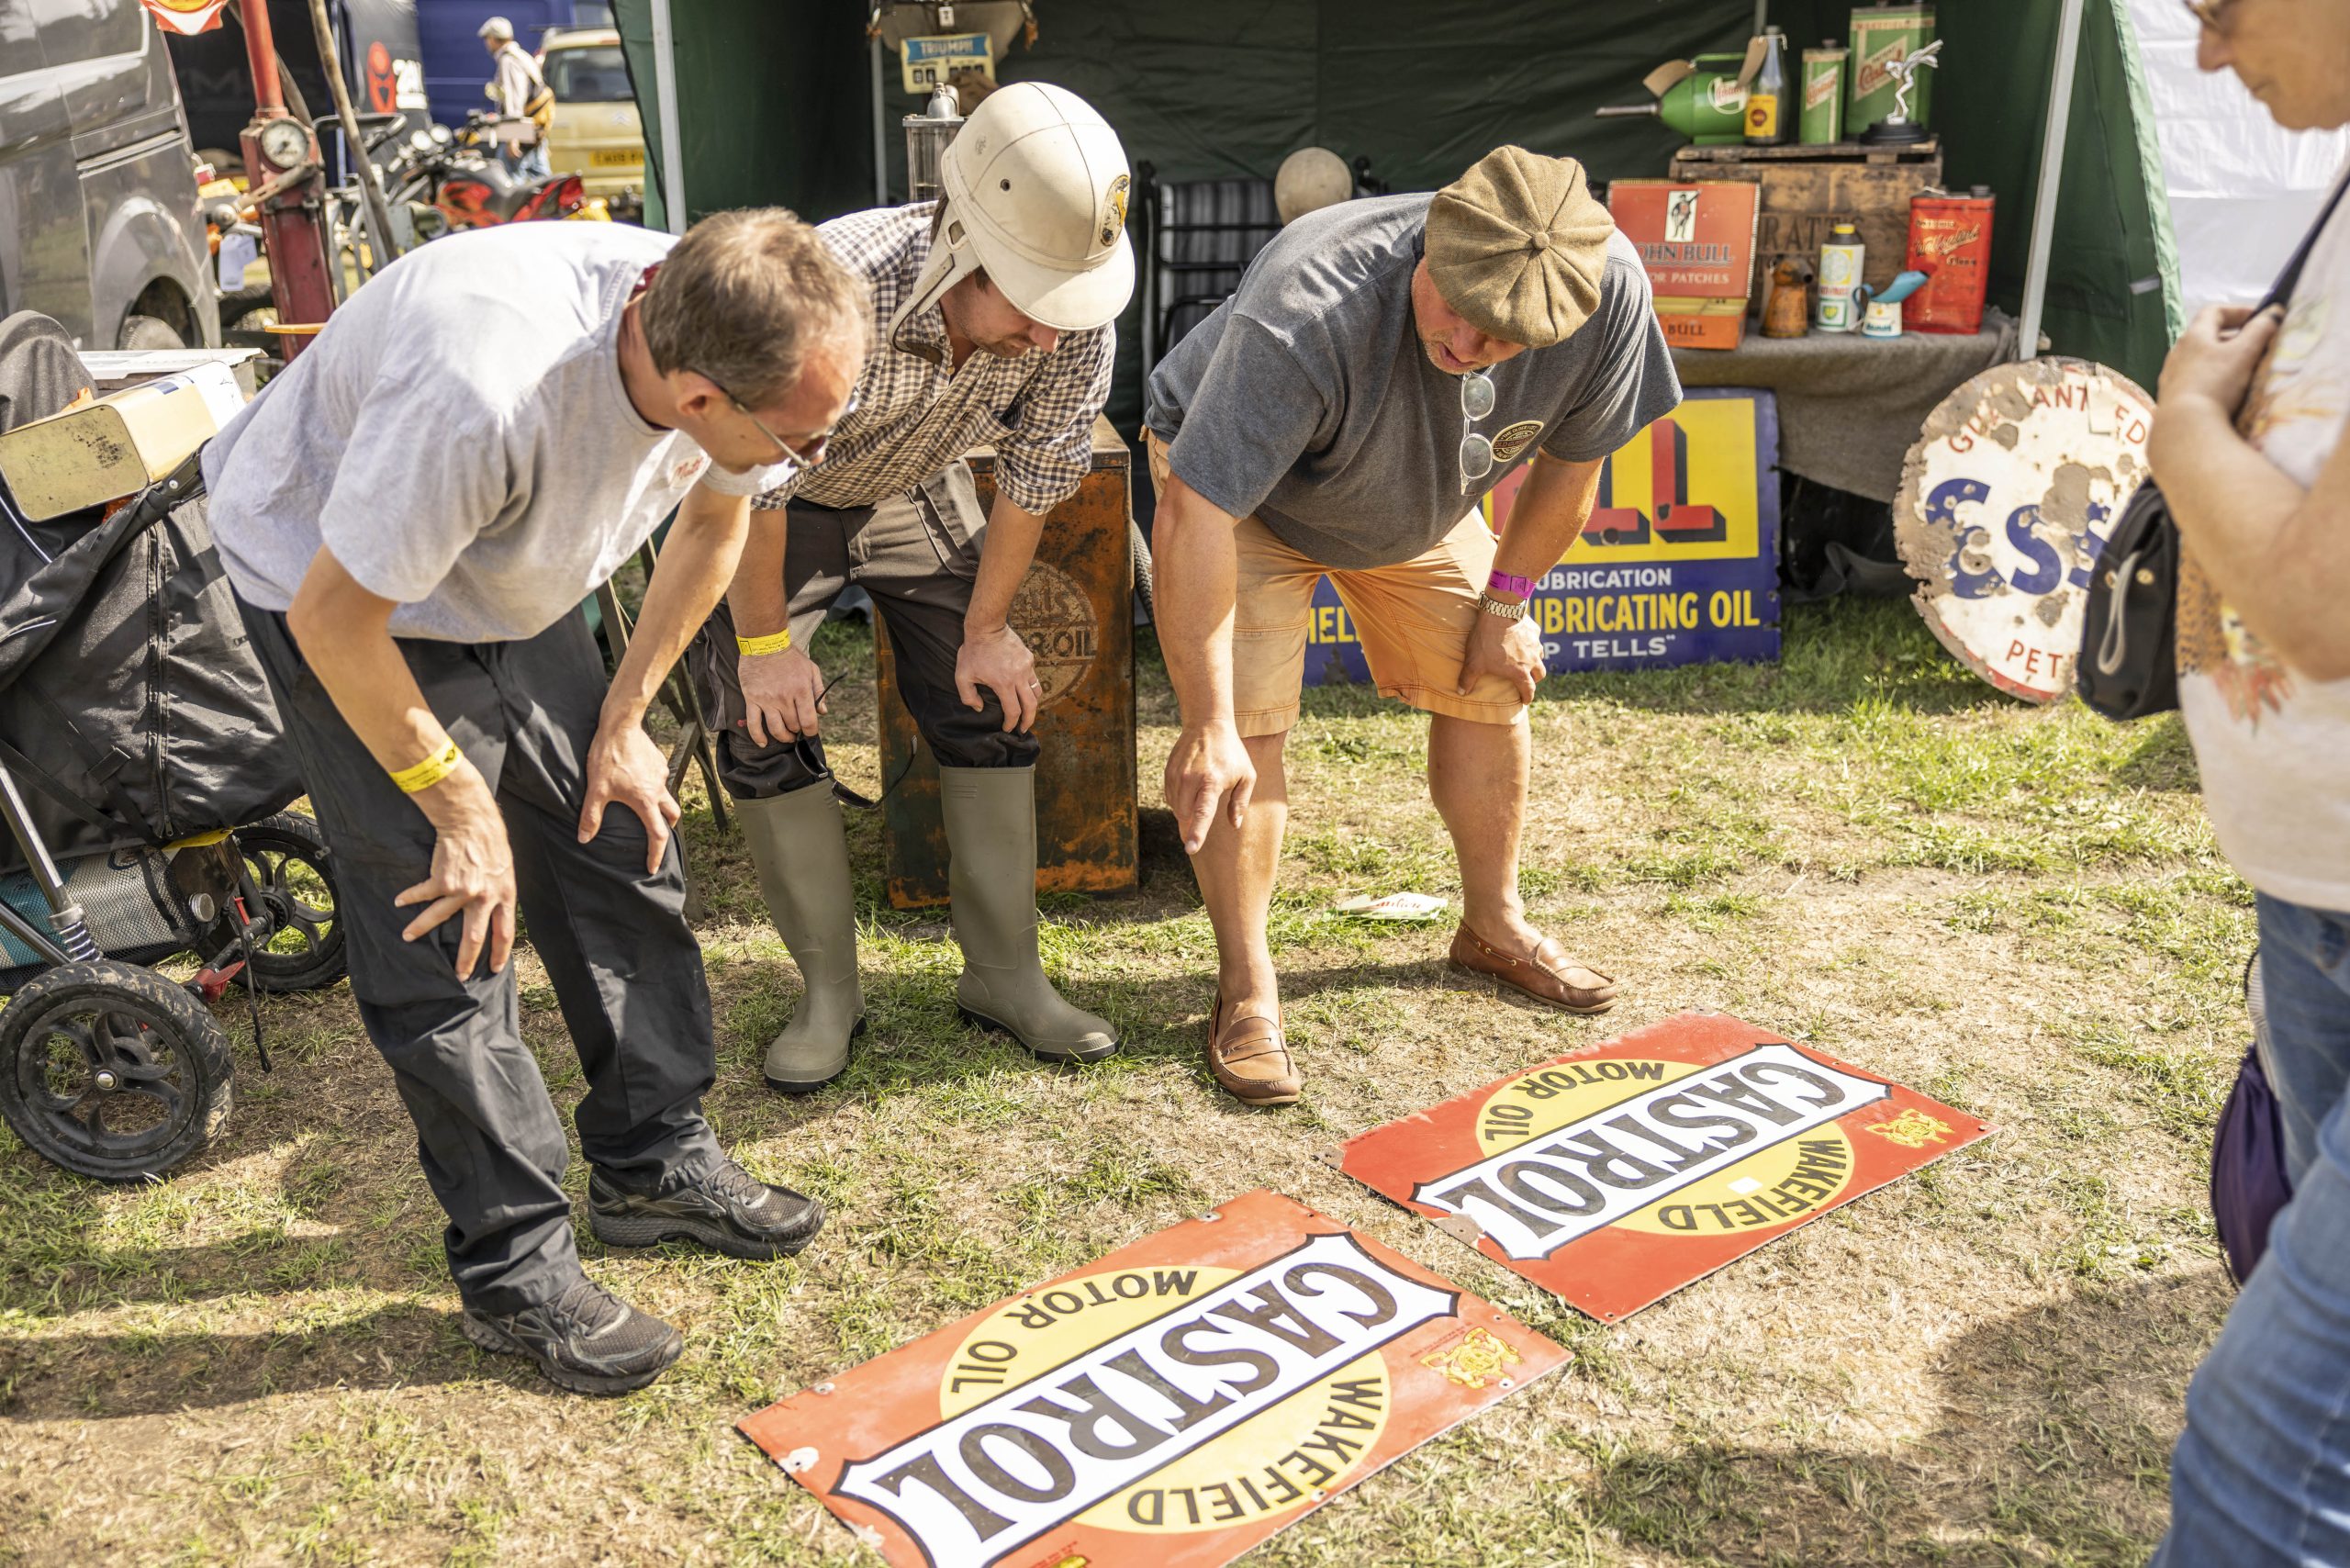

{"left": 257, "top": 118, "right": 308, "bottom": 170}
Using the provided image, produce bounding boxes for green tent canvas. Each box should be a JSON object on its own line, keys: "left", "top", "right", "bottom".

{"left": 612, "top": 0, "right": 2179, "bottom": 437}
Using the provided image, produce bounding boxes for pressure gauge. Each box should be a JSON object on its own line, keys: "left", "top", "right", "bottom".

{"left": 257, "top": 118, "right": 308, "bottom": 170}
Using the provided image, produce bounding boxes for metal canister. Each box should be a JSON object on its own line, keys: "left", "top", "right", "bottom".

{"left": 1903, "top": 186, "right": 1996, "bottom": 334}
{"left": 1801, "top": 45, "right": 1847, "bottom": 144}
{"left": 1816, "top": 224, "right": 1864, "bottom": 331}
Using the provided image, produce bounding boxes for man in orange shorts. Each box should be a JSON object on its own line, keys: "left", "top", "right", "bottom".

{"left": 1143, "top": 146, "right": 1680, "bottom": 1105}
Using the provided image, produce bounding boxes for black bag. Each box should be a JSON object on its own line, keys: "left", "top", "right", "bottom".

{"left": 2212, "top": 950, "right": 2293, "bottom": 1287}
{"left": 0, "top": 450, "right": 301, "bottom": 874}
{"left": 2078, "top": 175, "right": 2350, "bottom": 720}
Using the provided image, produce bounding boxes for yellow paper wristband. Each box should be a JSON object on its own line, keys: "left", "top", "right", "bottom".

{"left": 389, "top": 740, "right": 462, "bottom": 794}
{"left": 736, "top": 628, "right": 792, "bottom": 657}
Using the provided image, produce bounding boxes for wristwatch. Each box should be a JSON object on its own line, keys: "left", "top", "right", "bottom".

{"left": 1476, "top": 590, "right": 1529, "bottom": 622}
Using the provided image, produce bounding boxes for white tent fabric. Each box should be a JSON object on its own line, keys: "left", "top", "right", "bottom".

{"left": 2129, "top": 0, "right": 2350, "bottom": 318}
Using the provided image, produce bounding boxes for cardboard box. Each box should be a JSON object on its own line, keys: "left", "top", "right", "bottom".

{"left": 0, "top": 363, "right": 242, "bottom": 521}
{"left": 1609, "top": 179, "right": 1760, "bottom": 352}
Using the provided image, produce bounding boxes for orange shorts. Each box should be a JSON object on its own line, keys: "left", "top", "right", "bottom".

{"left": 1146, "top": 431, "right": 1527, "bottom": 737}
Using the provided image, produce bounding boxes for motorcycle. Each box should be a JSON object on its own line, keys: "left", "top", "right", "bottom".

{"left": 384, "top": 113, "right": 602, "bottom": 231}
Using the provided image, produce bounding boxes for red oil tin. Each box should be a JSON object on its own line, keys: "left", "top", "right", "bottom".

{"left": 1903, "top": 187, "right": 1994, "bottom": 334}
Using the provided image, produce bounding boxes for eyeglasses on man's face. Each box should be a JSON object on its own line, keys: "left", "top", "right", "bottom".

{"left": 696, "top": 369, "right": 855, "bottom": 475}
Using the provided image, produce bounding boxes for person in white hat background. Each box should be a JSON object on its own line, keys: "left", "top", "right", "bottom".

{"left": 688, "top": 81, "right": 1133, "bottom": 1095}
{"left": 478, "top": 17, "right": 552, "bottom": 181}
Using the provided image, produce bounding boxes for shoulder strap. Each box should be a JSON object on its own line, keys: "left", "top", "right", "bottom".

{"left": 2263, "top": 171, "right": 2350, "bottom": 309}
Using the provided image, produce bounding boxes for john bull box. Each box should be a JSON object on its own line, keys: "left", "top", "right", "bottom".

{"left": 1302, "top": 389, "right": 1780, "bottom": 682}
{"left": 740, "top": 1190, "right": 1564, "bottom": 1568}
{"left": 1337, "top": 1012, "right": 1992, "bottom": 1321}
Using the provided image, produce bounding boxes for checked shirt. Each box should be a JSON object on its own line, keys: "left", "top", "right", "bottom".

{"left": 755, "top": 202, "right": 1113, "bottom": 516}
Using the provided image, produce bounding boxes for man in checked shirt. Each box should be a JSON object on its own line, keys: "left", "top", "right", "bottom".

{"left": 688, "top": 83, "right": 1131, "bottom": 1092}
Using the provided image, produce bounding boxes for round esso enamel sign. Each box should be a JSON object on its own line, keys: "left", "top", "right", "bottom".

{"left": 1895, "top": 358, "right": 2155, "bottom": 703}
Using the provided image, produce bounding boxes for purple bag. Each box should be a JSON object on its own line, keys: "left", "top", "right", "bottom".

{"left": 2212, "top": 952, "right": 2293, "bottom": 1285}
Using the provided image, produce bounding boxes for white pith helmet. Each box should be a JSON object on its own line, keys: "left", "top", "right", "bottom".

{"left": 890, "top": 82, "right": 1136, "bottom": 339}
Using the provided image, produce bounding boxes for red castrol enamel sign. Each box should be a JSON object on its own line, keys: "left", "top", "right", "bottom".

{"left": 1895, "top": 358, "right": 2155, "bottom": 702}
{"left": 1336, "top": 1012, "right": 1994, "bottom": 1321}
{"left": 740, "top": 1191, "right": 1565, "bottom": 1568}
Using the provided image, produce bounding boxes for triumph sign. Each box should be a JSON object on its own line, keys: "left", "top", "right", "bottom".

{"left": 1339, "top": 1013, "right": 1993, "bottom": 1320}
{"left": 742, "top": 1191, "right": 1564, "bottom": 1568}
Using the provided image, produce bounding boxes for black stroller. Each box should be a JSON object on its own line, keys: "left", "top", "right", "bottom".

{"left": 0, "top": 317, "right": 346, "bottom": 1181}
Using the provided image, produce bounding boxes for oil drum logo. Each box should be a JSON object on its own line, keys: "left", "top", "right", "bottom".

{"left": 1490, "top": 420, "right": 1545, "bottom": 467}
{"left": 1012, "top": 562, "right": 1096, "bottom": 706}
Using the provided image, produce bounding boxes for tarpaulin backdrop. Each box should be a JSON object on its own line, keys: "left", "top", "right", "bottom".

{"left": 613, "top": 0, "right": 2180, "bottom": 431}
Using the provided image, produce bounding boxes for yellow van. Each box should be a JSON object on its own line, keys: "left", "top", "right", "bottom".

{"left": 537, "top": 28, "right": 643, "bottom": 222}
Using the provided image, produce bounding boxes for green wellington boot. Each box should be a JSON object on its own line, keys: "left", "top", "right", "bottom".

{"left": 738, "top": 786, "right": 866, "bottom": 1092}
{"left": 940, "top": 766, "right": 1120, "bottom": 1064}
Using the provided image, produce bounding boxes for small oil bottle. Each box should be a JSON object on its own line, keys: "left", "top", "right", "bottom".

{"left": 1746, "top": 27, "right": 1791, "bottom": 146}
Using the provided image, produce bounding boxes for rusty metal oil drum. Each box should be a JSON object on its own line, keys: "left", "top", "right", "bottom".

{"left": 876, "top": 416, "right": 1138, "bottom": 908}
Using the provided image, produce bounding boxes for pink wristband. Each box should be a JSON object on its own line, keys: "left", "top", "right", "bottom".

{"left": 1487, "top": 569, "right": 1537, "bottom": 599}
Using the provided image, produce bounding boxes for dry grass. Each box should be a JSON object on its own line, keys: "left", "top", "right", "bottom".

{"left": 0, "top": 599, "right": 2247, "bottom": 1566}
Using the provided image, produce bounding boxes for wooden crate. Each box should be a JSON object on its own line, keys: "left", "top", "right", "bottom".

{"left": 875, "top": 417, "right": 1137, "bottom": 909}
{"left": 1665, "top": 140, "right": 1942, "bottom": 303}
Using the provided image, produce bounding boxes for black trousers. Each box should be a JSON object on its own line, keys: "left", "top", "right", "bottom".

{"left": 687, "top": 462, "right": 1038, "bottom": 801}
{"left": 238, "top": 599, "right": 723, "bottom": 1315}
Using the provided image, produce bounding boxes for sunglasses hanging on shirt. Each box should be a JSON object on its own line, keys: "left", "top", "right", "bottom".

{"left": 1459, "top": 369, "right": 1496, "bottom": 494}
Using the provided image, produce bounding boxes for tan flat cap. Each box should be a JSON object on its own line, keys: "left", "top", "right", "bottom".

{"left": 1427, "top": 147, "right": 1615, "bottom": 349}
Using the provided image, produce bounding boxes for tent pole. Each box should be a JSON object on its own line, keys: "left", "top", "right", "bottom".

{"left": 651, "top": 0, "right": 687, "bottom": 234}
{"left": 2018, "top": 0, "right": 2087, "bottom": 361}
{"left": 872, "top": 34, "right": 889, "bottom": 205}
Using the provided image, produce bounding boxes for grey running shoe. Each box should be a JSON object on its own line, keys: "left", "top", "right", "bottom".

{"left": 460, "top": 1278, "right": 682, "bottom": 1396}
{"left": 588, "top": 1159, "right": 825, "bottom": 1261}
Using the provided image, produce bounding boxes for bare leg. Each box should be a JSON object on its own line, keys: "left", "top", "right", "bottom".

{"left": 1187, "top": 728, "right": 1290, "bottom": 1019}
{"left": 1427, "top": 711, "right": 1546, "bottom": 957}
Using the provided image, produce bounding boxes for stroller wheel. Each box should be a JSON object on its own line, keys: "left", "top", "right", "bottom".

{"left": 0, "top": 960, "right": 234, "bottom": 1181}
{"left": 214, "top": 812, "right": 347, "bottom": 992}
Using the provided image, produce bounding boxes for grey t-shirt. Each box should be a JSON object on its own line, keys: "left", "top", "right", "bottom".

{"left": 203, "top": 222, "right": 785, "bottom": 643}
{"left": 1143, "top": 194, "right": 1681, "bottom": 570}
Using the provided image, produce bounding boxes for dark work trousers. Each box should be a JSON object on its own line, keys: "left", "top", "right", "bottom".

{"left": 237, "top": 598, "right": 724, "bottom": 1315}
{"left": 687, "top": 462, "right": 1039, "bottom": 801}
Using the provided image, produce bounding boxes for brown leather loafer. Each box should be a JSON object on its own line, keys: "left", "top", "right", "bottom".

{"left": 1207, "top": 993, "right": 1303, "bottom": 1105}
{"left": 1449, "top": 924, "right": 1619, "bottom": 1014}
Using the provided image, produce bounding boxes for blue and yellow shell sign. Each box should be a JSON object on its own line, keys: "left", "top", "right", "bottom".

{"left": 1302, "top": 389, "right": 1781, "bottom": 683}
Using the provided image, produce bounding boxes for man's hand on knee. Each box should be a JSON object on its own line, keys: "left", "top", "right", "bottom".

{"left": 397, "top": 761, "right": 519, "bottom": 979}
{"left": 1167, "top": 719, "right": 1257, "bottom": 855}
{"left": 1458, "top": 612, "right": 1544, "bottom": 703}
{"left": 957, "top": 622, "right": 1041, "bottom": 734}
{"left": 579, "top": 720, "right": 684, "bottom": 875}
{"left": 739, "top": 645, "right": 828, "bottom": 743}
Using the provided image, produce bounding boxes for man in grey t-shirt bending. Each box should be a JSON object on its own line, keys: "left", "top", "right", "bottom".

{"left": 1144, "top": 147, "right": 1680, "bottom": 1106}
{"left": 203, "top": 214, "right": 865, "bottom": 1394}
